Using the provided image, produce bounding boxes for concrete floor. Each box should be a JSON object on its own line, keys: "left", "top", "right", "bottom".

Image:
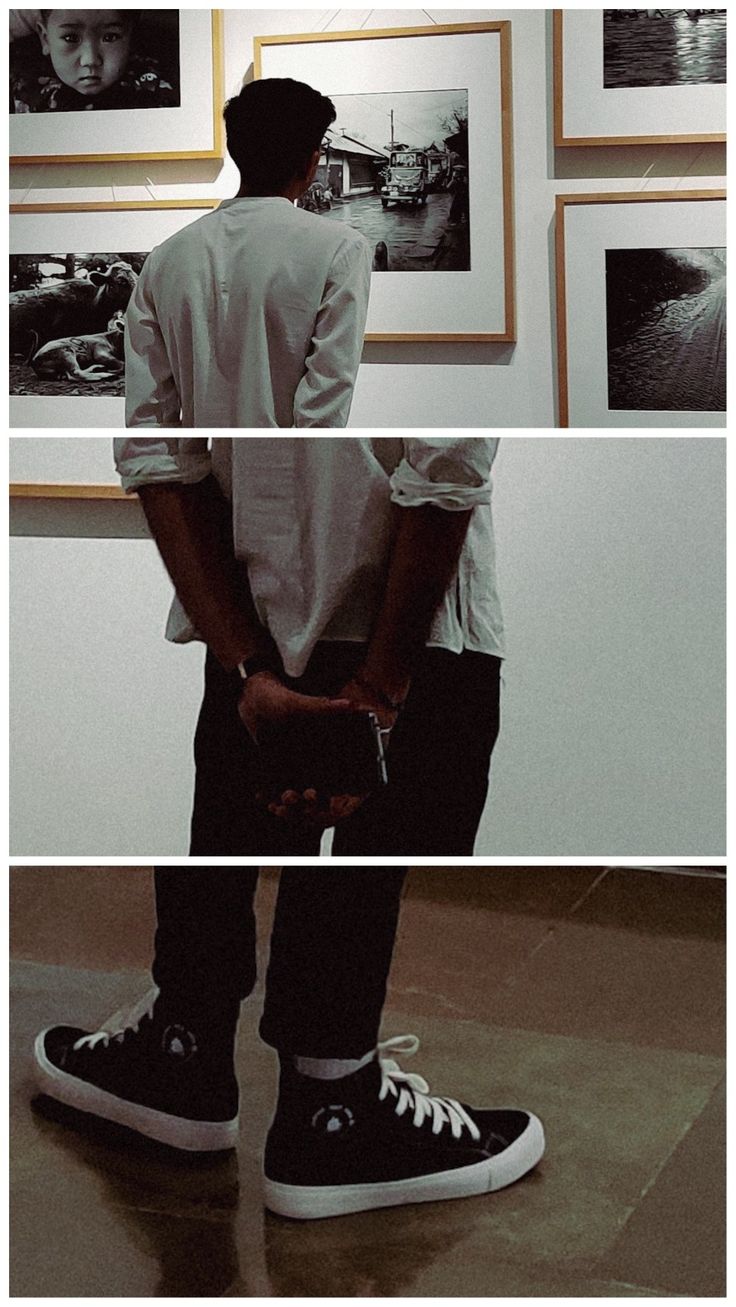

{"left": 9, "top": 866, "right": 726, "bottom": 1297}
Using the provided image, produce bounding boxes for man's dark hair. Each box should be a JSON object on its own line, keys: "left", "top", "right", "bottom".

{"left": 224, "top": 78, "right": 336, "bottom": 195}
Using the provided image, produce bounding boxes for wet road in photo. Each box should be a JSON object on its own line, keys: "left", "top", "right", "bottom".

{"left": 322, "top": 192, "right": 470, "bottom": 272}
{"left": 608, "top": 268, "right": 726, "bottom": 412}
{"left": 604, "top": 10, "right": 727, "bottom": 88}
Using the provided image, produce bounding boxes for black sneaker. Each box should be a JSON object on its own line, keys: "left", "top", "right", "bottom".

{"left": 33, "top": 986, "right": 240, "bottom": 1152}
{"left": 263, "top": 1034, "right": 545, "bottom": 1220}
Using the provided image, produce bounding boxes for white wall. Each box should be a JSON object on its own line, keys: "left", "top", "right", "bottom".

{"left": 9, "top": 8, "right": 725, "bottom": 429}
{"left": 9, "top": 436, "right": 726, "bottom": 857}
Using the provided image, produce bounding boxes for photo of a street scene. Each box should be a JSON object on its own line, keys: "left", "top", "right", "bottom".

{"left": 606, "top": 247, "right": 726, "bottom": 411}
{"left": 297, "top": 88, "right": 471, "bottom": 271}
{"left": 9, "top": 252, "right": 146, "bottom": 396}
{"left": 603, "top": 9, "right": 726, "bottom": 88}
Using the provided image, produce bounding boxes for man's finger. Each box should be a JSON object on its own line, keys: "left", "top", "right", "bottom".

{"left": 293, "top": 695, "right": 366, "bottom": 716}
{"left": 265, "top": 785, "right": 365, "bottom": 829}
{"left": 330, "top": 793, "right": 366, "bottom": 821}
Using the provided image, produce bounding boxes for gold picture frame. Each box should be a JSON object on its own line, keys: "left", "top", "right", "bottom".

{"left": 10, "top": 10, "right": 224, "bottom": 165}
{"left": 255, "top": 22, "right": 515, "bottom": 343}
{"left": 554, "top": 10, "right": 726, "bottom": 147}
{"left": 9, "top": 199, "right": 221, "bottom": 215}
{"left": 555, "top": 189, "right": 726, "bottom": 428}
{"left": 10, "top": 483, "right": 126, "bottom": 499}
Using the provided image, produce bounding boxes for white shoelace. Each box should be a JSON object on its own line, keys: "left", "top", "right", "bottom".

{"left": 376, "top": 1035, "right": 480, "bottom": 1141}
{"left": 71, "top": 1006, "right": 478, "bottom": 1146}
{"left": 72, "top": 985, "right": 160, "bottom": 1052}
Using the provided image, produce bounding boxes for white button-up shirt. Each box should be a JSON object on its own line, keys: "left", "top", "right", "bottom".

{"left": 124, "top": 197, "right": 372, "bottom": 429}
{"left": 113, "top": 437, "right": 505, "bottom": 677}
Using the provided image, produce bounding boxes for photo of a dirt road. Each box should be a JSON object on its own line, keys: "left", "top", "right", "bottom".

{"left": 298, "top": 88, "right": 471, "bottom": 272}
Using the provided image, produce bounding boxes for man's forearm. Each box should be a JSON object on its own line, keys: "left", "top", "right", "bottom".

{"left": 358, "top": 503, "right": 473, "bottom": 703}
{"left": 138, "top": 475, "right": 276, "bottom": 671}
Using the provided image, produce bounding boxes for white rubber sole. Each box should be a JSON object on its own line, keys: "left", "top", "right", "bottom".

{"left": 34, "top": 1030, "right": 240, "bottom": 1152}
{"left": 264, "top": 1111, "right": 545, "bottom": 1220}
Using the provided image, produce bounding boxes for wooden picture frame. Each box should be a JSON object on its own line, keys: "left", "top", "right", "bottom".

{"left": 255, "top": 22, "right": 515, "bottom": 343}
{"left": 554, "top": 10, "right": 726, "bottom": 147}
{"left": 555, "top": 190, "right": 726, "bottom": 428}
{"left": 10, "top": 10, "right": 224, "bottom": 164}
{"left": 10, "top": 199, "right": 220, "bottom": 429}
{"left": 10, "top": 483, "right": 126, "bottom": 499}
{"left": 9, "top": 434, "right": 128, "bottom": 498}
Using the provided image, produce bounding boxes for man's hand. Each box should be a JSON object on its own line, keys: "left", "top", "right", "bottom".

{"left": 262, "top": 788, "right": 367, "bottom": 829}
{"left": 239, "top": 672, "right": 373, "bottom": 830}
{"left": 237, "top": 670, "right": 354, "bottom": 744}
{"left": 336, "top": 677, "right": 399, "bottom": 737}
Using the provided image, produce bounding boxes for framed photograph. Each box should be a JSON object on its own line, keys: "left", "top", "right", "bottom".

{"left": 555, "top": 190, "right": 726, "bottom": 428}
{"left": 554, "top": 10, "right": 726, "bottom": 146}
{"left": 9, "top": 200, "right": 219, "bottom": 428}
{"left": 254, "top": 22, "right": 515, "bottom": 342}
{"left": 10, "top": 9, "right": 223, "bottom": 163}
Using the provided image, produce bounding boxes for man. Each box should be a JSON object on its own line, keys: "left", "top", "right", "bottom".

{"left": 113, "top": 436, "right": 505, "bottom": 857}
{"left": 124, "top": 78, "right": 372, "bottom": 428}
{"left": 34, "top": 867, "right": 545, "bottom": 1220}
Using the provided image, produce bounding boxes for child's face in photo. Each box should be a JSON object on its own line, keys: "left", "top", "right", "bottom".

{"left": 38, "top": 10, "right": 133, "bottom": 97}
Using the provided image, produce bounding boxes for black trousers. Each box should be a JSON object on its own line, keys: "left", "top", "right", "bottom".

{"left": 190, "top": 643, "right": 502, "bottom": 857}
{"left": 152, "top": 867, "right": 408, "bottom": 1057}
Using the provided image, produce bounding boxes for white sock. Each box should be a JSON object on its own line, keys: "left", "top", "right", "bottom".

{"left": 293, "top": 1049, "right": 375, "bottom": 1080}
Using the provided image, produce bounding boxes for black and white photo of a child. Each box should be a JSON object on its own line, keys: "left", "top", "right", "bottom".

{"left": 10, "top": 9, "right": 180, "bottom": 112}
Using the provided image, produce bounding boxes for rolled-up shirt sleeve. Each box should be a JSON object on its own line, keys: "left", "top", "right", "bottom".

{"left": 390, "top": 437, "right": 499, "bottom": 510}
{"left": 113, "top": 437, "right": 212, "bottom": 493}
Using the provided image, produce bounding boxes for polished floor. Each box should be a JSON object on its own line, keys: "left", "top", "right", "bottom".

{"left": 10, "top": 866, "right": 726, "bottom": 1297}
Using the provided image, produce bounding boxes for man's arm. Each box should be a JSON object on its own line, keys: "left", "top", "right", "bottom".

{"left": 136, "top": 474, "right": 275, "bottom": 670}
{"left": 293, "top": 236, "right": 372, "bottom": 428}
{"left": 351, "top": 503, "right": 473, "bottom": 709}
{"left": 342, "top": 439, "right": 498, "bottom": 716}
{"left": 124, "top": 258, "right": 182, "bottom": 428}
{"left": 136, "top": 470, "right": 364, "bottom": 830}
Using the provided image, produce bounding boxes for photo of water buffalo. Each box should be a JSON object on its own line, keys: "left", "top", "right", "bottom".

{"left": 10, "top": 10, "right": 181, "bottom": 113}
{"left": 297, "top": 88, "right": 471, "bottom": 272}
{"left": 603, "top": 9, "right": 726, "bottom": 88}
{"left": 9, "top": 252, "right": 146, "bottom": 396}
{"left": 606, "top": 247, "right": 726, "bottom": 411}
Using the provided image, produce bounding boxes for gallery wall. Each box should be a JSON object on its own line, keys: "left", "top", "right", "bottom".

{"left": 9, "top": 436, "right": 726, "bottom": 857}
{"left": 9, "top": 7, "right": 726, "bottom": 428}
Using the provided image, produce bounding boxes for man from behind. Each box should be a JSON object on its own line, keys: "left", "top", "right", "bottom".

{"left": 125, "top": 78, "right": 372, "bottom": 427}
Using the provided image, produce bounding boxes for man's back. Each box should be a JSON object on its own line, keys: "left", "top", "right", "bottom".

{"left": 125, "top": 197, "right": 372, "bottom": 428}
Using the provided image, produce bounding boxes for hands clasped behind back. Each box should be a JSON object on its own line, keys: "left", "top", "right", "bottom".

{"left": 237, "top": 671, "right": 397, "bottom": 830}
